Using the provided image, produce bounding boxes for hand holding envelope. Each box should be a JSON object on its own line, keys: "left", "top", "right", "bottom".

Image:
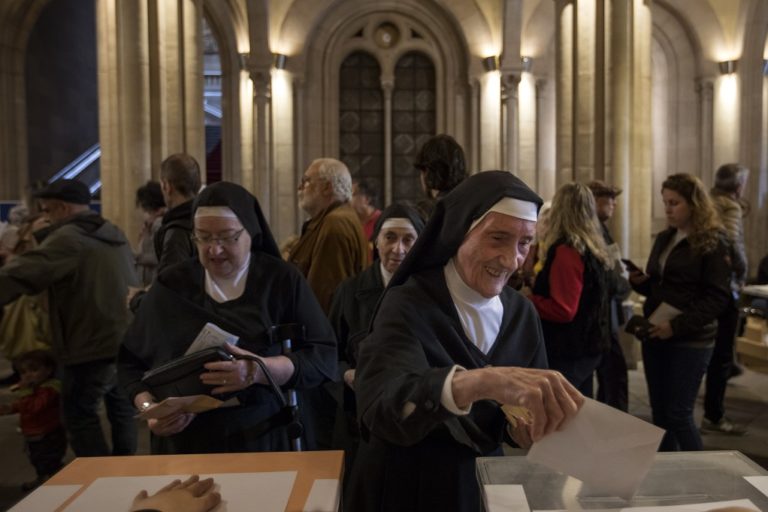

{"left": 527, "top": 397, "right": 664, "bottom": 500}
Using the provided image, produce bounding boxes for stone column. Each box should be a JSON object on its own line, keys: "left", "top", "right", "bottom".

{"left": 250, "top": 67, "right": 272, "bottom": 220}
{"left": 610, "top": 0, "right": 632, "bottom": 255}
{"left": 96, "top": 0, "right": 151, "bottom": 238}
{"left": 501, "top": 74, "right": 520, "bottom": 174}
{"left": 629, "top": 0, "right": 653, "bottom": 259}
{"left": 554, "top": 0, "right": 573, "bottom": 186}
{"left": 382, "top": 79, "right": 394, "bottom": 205}
{"left": 96, "top": 0, "right": 205, "bottom": 238}
{"left": 293, "top": 76, "right": 305, "bottom": 235}
{"left": 696, "top": 78, "right": 714, "bottom": 189}
{"left": 535, "top": 78, "right": 555, "bottom": 200}
{"left": 470, "top": 79, "right": 481, "bottom": 173}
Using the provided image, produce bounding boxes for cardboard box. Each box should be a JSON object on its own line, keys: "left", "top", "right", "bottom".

{"left": 743, "top": 316, "right": 768, "bottom": 345}
{"left": 736, "top": 336, "right": 768, "bottom": 374}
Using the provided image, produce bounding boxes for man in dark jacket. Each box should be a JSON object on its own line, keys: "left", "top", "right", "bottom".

{"left": 129, "top": 153, "right": 200, "bottom": 312}
{"left": 155, "top": 153, "right": 201, "bottom": 272}
{"left": 589, "top": 180, "right": 631, "bottom": 411}
{"left": 0, "top": 179, "right": 139, "bottom": 456}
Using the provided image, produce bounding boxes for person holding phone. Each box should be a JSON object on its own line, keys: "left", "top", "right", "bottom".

{"left": 629, "top": 173, "right": 731, "bottom": 451}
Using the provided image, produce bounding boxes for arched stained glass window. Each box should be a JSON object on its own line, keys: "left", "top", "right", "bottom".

{"left": 339, "top": 51, "right": 384, "bottom": 197}
{"left": 392, "top": 52, "right": 435, "bottom": 204}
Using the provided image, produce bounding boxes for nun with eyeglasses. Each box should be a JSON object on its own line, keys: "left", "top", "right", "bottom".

{"left": 118, "top": 182, "right": 336, "bottom": 455}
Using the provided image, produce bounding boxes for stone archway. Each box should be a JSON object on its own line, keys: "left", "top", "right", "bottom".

{"left": 297, "top": 1, "right": 470, "bottom": 205}
{"left": 0, "top": 0, "right": 50, "bottom": 198}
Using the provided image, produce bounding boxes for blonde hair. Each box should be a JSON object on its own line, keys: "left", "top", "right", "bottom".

{"left": 540, "top": 182, "right": 611, "bottom": 268}
{"left": 662, "top": 173, "right": 723, "bottom": 253}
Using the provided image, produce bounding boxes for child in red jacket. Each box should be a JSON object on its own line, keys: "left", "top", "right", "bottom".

{"left": 0, "top": 350, "right": 67, "bottom": 490}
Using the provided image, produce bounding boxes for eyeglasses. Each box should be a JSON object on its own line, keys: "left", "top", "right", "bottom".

{"left": 190, "top": 228, "right": 245, "bottom": 247}
{"left": 299, "top": 175, "right": 325, "bottom": 188}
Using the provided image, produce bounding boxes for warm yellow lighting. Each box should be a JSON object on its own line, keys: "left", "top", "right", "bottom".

{"left": 272, "top": 69, "right": 290, "bottom": 101}
{"left": 718, "top": 73, "right": 738, "bottom": 103}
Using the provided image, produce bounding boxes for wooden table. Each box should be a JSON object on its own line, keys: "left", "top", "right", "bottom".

{"left": 43, "top": 450, "right": 343, "bottom": 511}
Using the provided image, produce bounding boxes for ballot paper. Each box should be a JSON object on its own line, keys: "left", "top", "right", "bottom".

{"left": 185, "top": 322, "right": 239, "bottom": 355}
{"left": 136, "top": 394, "right": 224, "bottom": 420}
{"left": 483, "top": 484, "right": 531, "bottom": 512}
{"left": 745, "top": 475, "right": 768, "bottom": 496}
{"left": 527, "top": 398, "right": 664, "bottom": 500}
{"left": 648, "top": 302, "right": 682, "bottom": 325}
{"left": 63, "top": 472, "right": 297, "bottom": 512}
{"left": 533, "top": 498, "right": 759, "bottom": 511}
{"left": 9, "top": 485, "right": 82, "bottom": 511}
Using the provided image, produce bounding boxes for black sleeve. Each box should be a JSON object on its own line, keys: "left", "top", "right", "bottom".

{"left": 355, "top": 289, "right": 456, "bottom": 446}
{"left": 281, "top": 272, "right": 339, "bottom": 389}
{"left": 670, "top": 242, "right": 732, "bottom": 338}
{"left": 117, "top": 343, "right": 151, "bottom": 404}
{"left": 157, "top": 227, "right": 195, "bottom": 274}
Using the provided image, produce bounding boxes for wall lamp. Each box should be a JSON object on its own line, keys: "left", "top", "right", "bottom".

{"left": 521, "top": 56, "right": 533, "bottom": 73}
{"left": 718, "top": 60, "right": 737, "bottom": 75}
{"left": 274, "top": 53, "right": 288, "bottom": 70}
{"left": 238, "top": 53, "right": 249, "bottom": 70}
{"left": 482, "top": 55, "right": 499, "bottom": 72}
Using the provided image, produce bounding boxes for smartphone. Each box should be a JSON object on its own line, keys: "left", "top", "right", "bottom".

{"left": 621, "top": 258, "right": 642, "bottom": 272}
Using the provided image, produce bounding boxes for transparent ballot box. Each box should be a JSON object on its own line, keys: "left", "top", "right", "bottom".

{"left": 476, "top": 451, "right": 768, "bottom": 510}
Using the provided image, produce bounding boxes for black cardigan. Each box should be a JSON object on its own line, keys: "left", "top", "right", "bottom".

{"left": 631, "top": 228, "right": 731, "bottom": 343}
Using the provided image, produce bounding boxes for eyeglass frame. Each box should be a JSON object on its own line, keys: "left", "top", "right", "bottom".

{"left": 299, "top": 174, "right": 327, "bottom": 188}
{"left": 190, "top": 228, "right": 246, "bottom": 247}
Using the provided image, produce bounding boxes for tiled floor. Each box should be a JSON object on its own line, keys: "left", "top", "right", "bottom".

{"left": 0, "top": 358, "right": 767, "bottom": 510}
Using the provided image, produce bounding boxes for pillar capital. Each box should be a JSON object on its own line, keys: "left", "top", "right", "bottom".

{"left": 250, "top": 69, "right": 271, "bottom": 99}
{"left": 501, "top": 73, "right": 520, "bottom": 102}
{"left": 695, "top": 77, "right": 715, "bottom": 97}
{"left": 380, "top": 76, "right": 395, "bottom": 94}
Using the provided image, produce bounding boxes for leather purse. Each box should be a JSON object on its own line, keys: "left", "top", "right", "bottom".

{"left": 141, "top": 346, "right": 236, "bottom": 401}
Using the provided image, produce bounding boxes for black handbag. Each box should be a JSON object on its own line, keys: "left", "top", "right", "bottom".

{"left": 141, "top": 346, "right": 236, "bottom": 401}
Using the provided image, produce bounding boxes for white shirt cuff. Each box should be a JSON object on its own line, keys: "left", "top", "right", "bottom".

{"left": 440, "top": 365, "right": 472, "bottom": 415}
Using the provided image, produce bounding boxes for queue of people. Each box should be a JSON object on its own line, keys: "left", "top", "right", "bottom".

{"left": 0, "top": 135, "right": 759, "bottom": 512}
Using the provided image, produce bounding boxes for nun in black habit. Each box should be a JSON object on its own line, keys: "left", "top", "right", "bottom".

{"left": 346, "top": 171, "right": 583, "bottom": 512}
{"left": 118, "top": 182, "right": 337, "bottom": 454}
{"left": 329, "top": 202, "right": 426, "bottom": 368}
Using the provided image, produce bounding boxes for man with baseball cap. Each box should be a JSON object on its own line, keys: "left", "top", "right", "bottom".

{"left": 0, "top": 179, "right": 139, "bottom": 457}
{"left": 588, "top": 180, "right": 631, "bottom": 412}
{"left": 347, "top": 171, "right": 583, "bottom": 512}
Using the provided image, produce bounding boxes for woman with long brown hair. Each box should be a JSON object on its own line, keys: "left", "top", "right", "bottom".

{"left": 526, "top": 182, "right": 613, "bottom": 396}
{"left": 629, "top": 173, "right": 731, "bottom": 451}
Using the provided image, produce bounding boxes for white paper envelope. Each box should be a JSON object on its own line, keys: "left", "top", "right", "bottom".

{"left": 527, "top": 398, "right": 664, "bottom": 500}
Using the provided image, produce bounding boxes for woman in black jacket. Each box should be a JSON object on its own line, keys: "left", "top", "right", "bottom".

{"left": 629, "top": 173, "right": 731, "bottom": 451}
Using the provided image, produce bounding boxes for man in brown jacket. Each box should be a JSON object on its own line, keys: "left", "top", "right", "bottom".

{"left": 288, "top": 157, "right": 368, "bottom": 449}
{"left": 289, "top": 158, "right": 368, "bottom": 314}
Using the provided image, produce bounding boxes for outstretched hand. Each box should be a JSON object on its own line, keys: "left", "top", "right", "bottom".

{"left": 130, "top": 475, "right": 221, "bottom": 512}
{"left": 453, "top": 366, "right": 583, "bottom": 442}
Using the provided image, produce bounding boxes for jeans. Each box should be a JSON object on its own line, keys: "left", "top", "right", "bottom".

{"left": 704, "top": 298, "right": 739, "bottom": 422}
{"left": 596, "top": 331, "right": 629, "bottom": 411}
{"left": 60, "top": 359, "right": 137, "bottom": 456}
{"left": 642, "top": 341, "right": 713, "bottom": 451}
{"left": 548, "top": 353, "right": 603, "bottom": 398}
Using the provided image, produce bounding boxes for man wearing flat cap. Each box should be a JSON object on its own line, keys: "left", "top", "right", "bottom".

{"left": 0, "top": 179, "right": 139, "bottom": 457}
{"left": 588, "top": 180, "right": 631, "bottom": 412}
{"left": 347, "top": 171, "right": 583, "bottom": 512}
